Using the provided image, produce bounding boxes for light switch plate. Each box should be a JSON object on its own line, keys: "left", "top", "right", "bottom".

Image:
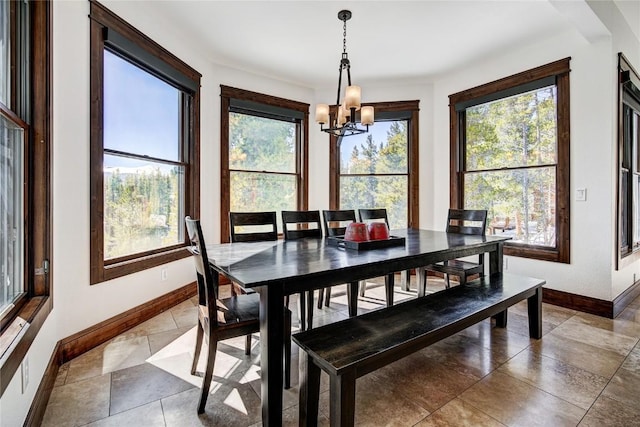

{"left": 576, "top": 188, "right": 587, "bottom": 201}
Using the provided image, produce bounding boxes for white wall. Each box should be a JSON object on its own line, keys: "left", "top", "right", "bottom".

{"left": 3, "top": 0, "right": 640, "bottom": 424}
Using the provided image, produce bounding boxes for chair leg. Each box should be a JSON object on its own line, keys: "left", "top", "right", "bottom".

{"left": 317, "top": 288, "right": 324, "bottom": 309}
{"left": 245, "top": 334, "right": 252, "bottom": 355}
{"left": 445, "top": 273, "right": 451, "bottom": 289}
{"left": 459, "top": 275, "right": 467, "bottom": 286}
{"left": 285, "top": 295, "right": 290, "bottom": 308}
{"left": 191, "top": 322, "right": 204, "bottom": 375}
{"left": 359, "top": 280, "right": 366, "bottom": 297}
{"left": 198, "top": 338, "right": 217, "bottom": 413}
{"left": 283, "top": 307, "right": 292, "bottom": 389}
{"left": 324, "top": 287, "right": 331, "bottom": 307}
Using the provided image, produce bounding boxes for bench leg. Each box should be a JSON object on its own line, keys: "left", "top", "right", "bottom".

{"left": 330, "top": 371, "right": 357, "bottom": 427}
{"left": 385, "top": 273, "right": 395, "bottom": 307}
{"left": 528, "top": 286, "right": 543, "bottom": 339}
{"left": 347, "top": 281, "right": 359, "bottom": 317}
{"left": 493, "top": 309, "right": 508, "bottom": 328}
{"left": 299, "top": 351, "right": 321, "bottom": 427}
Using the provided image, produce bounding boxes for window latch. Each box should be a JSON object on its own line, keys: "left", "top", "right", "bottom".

{"left": 35, "top": 259, "right": 49, "bottom": 276}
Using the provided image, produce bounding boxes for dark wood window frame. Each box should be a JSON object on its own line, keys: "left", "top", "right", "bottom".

{"left": 89, "top": 1, "right": 201, "bottom": 284}
{"left": 449, "top": 58, "right": 570, "bottom": 263}
{"left": 329, "top": 100, "right": 420, "bottom": 228}
{"left": 219, "top": 85, "right": 309, "bottom": 242}
{"left": 617, "top": 53, "right": 640, "bottom": 269}
{"left": 0, "top": 0, "right": 52, "bottom": 397}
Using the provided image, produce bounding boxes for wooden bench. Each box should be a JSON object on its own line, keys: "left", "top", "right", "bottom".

{"left": 292, "top": 273, "right": 544, "bottom": 427}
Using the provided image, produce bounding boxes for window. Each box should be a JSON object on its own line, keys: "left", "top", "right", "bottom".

{"left": 90, "top": 2, "right": 201, "bottom": 284}
{"left": 0, "top": 0, "right": 51, "bottom": 397}
{"left": 450, "top": 58, "right": 570, "bottom": 263}
{"left": 330, "top": 101, "right": 420, "bottom": 229}
{"left": 618, "top": 53, "right": 640, "bottom": 267}
{"left": 220, "top": 86, "right": 309, "bottom": 241}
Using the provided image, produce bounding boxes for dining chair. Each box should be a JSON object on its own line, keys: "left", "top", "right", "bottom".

{"left": 185, "top": 217, "right": 292, "bottom": 413}
{"left": 229, "top": 210, "right": 310, "bottom": 333}
{"left": 281, "top": 210, "right": 326, "bottom": 329}
{"left": 320, "top": 209, "right": 363, "bottom": 309}
{"left": 422, "top": 209, "right": 488, "bottom": 290}
{"left": 357, "top": 208, "right": 411, "bottom": 294}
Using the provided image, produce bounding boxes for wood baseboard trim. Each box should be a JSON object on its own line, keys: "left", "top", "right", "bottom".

{"left": 24, "top": 342, "right": 62, "bottom": 427}
{"left": 25, "top": 282, "right": 196, "bottom": 426}
{"left": 542, "top": 288, "right": 613, "bottom": 318}
{"left": 613, "top": 279, "right": 640, "bottom": 318}
{"left": 58, "top": 281, "right": 197, "bottom": 363}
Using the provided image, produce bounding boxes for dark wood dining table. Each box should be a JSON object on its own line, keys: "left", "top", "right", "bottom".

{"left": 205, "top": 228, "right": 509, "bottom": 426}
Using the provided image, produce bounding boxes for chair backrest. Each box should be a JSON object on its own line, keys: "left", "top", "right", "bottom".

{"left": 282, "top": 210, "right": 323, "bottom": 240}
{"left": 185, "top": 216, "right": 218, "bottom": 326}
{"left": 229, "top": 211, "right": 278, "bottom": 242}
{"left": 322, "top": 210, "right": 356, "bottom": 237}
{"left": 358, "top": 208, "right": 390, "bottom": 227}
{"left": 446, "top": 209, "right": 488, "bottom": 236}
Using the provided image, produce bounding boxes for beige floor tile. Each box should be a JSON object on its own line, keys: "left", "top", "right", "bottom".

{"left": 616, "top": 304, "right": 640, "bottom": 324}
{"left": 41, "top": 373, "right": 111, "bottom": 427}
{"left": 459, "top": 371, "right": 586, "bottom": 427}
{"left": 170, "top": 300, "right": 199, "bottom": 328}
{"left": 602, "top": 367, "right": 640, "bottom": 410}
{"left": 110, "top": 361, "right": 195, "bottom": 415}
{"left": 504, "top": 310, "right": 558, "bottom": 337}
{"left": 548, "top": 316, "right": 638, "bottom": 356}
{"left": 578, "top": 395, "right": 640, "bottom": 426}
{"left": 372, "top": 351, "right": 478, "bottom": 413}
{"left": 162, "top": 373, "right": 262, "bottom": 426}
{"left": 498, "top": 350, "right": 609, "bottom": 409}
{"left": 509, "top": 300, "right": 577, "bottom": 326}
{"left": 317, "top": 373, "right": 430, "bottom": 426}
{"left": 621, "top": 344, "right": 640, "bottom": 373}
{"left": 573, "top": 311, "right": 640, "bottom": 339}
{"left": 530, "top": 332, "right": 625, "bottom": 378}
{"left": 85, "top": 400, "right": 165, "bottom": 427}
{"left": 54, "top": 362, "right": 69, "bottom": 387}
{"left": 414, "top": 398, "right": 506, "bottom": 427}
{"left": 456, "top": 319, "right": 535, "bottom": 363}
{"left": 422, "top": 334, "right": 503, "bottom": 378}
{"left": 115, "top": 310, "right": 178, "bottom": 341}
{"left": 148, "top": 325, "right": 195, "bottom": 355}
{"left": 65, "top": 336, "right": 151, "bottom": 384}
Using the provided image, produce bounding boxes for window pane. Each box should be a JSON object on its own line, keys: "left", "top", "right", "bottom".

{"left": 340, "top": 121, "right": 408, "bottom": 174}
{"left": 103, "top": 50, "right": 180, "bottom": 161}
{"left": 104, "top": 154, "right": 184, "bottom": 260}
{"left": 466, "top": 86, "right": 557, "bottom": 171}
{"left": 340, "top": 175, "right": 408, "bottom": 229}
{"left": 0, "top": 114, "right": 25, "bottom": 315}
{"left": 229, "top": 112, "right": 296, "bottom": 173}
{"left": 464, "top": 167, "right": 556, "bottom": 247}
{"left": 621, "top": 170, "right": 629, "bottom": 251}
{"left": 230, "top": 171, "right": 297, "bottom": 231}
{"left": 0, "top": 1, "right": 9, "bottom": 105}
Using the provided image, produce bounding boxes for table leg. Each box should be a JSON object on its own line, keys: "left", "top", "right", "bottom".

{"left": 258, "top": 285, "right": 284, "bottom": 426}
{"left": 299, "top": 351, "right": 320, "bottom": 427}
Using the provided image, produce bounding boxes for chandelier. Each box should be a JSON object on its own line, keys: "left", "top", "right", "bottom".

{"left": 315, "top": 10, "right": 374, "bottom": 137}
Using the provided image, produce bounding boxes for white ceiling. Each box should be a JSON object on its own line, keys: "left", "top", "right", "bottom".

{"left": 145, "top": 0, "right": 633, "bottom": 88}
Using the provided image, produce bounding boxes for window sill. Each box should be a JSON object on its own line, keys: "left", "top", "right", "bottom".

{"left": 0, "top": 296, "right": 52, "bottom": 397}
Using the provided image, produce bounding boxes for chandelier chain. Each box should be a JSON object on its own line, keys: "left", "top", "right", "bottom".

{"left": 343, "top": 18, "right": 347, "bottom": 54}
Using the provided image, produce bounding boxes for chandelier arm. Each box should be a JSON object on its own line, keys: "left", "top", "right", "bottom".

{"left": 336, "top": 66, "right": 343, "bottom": 106}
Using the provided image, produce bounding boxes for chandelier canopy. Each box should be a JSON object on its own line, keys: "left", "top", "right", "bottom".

{"left": 315, "top": 10, "right": 374, "bottom": 137}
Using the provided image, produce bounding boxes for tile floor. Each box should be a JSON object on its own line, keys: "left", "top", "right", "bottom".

{"left": 42, "top": 277, "right": 640, "bottom": 426}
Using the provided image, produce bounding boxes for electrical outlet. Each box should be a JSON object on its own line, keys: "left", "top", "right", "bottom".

{"left": 21, "top": 356, "right": 29, "bottom": 394}
{"left": 161, "top": 268, "right": 168, "bottom": 281}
